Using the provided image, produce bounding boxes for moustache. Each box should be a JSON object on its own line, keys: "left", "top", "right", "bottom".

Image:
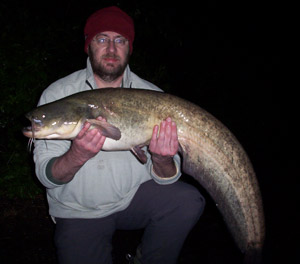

{"left": 102, "top": 54, "right": 120, "bottom": 60}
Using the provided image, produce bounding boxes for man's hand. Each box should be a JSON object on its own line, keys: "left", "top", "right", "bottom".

{"left": 71, "top": 116, "right": 107, "bottom": 164}
{"left": 51, "top": 116, "right": 106, "bottom": 183}
{"left": 149, "top": 117, "right": 179, "bottom": 178}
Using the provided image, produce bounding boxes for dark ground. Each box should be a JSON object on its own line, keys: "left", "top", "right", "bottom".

{"left": 0, "top": 171, "right": 294, "bottom": 264}
{"left": 0, "top": 185, "right": 243, "bottom": 264}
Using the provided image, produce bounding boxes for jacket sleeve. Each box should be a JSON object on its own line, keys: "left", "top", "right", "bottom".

{"left": 150, "top": 154, "right": 182, "bottom": 185}
{"left": 33, "top": 139, "right": 71, "bottom": 189}
{"left": 33, "top": 82, "right": 72, "bottom": 189}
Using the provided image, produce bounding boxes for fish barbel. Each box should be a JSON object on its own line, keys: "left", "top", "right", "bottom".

{"left": 23, "top": 88, "right": 265, "bottom": 262}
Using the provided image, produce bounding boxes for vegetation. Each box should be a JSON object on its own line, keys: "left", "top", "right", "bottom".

{"left": 0, "top": 2, "right": 49, "bottom": 198}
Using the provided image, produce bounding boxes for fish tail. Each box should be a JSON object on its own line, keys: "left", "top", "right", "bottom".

{"left": 243, "top": 247, "right": 263, "bottom": 264}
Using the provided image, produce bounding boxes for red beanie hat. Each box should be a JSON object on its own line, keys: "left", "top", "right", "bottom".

{"left": 84, "top": 6, "right": 135, "bottom": 54}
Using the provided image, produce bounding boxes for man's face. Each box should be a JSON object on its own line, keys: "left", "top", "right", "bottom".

{"left": 88, "top": 31, "right": 130, "bottom": 83}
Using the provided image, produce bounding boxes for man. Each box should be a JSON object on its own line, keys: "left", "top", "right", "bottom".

{"left": 34, "top": 6, "right": 205, "bottom": 264}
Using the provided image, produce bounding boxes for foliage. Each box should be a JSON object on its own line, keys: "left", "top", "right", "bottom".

{"left": 0, "top": 1, "right": 85, "bottom": 198}
{"left": 0, "top": 4, "right": 47, "bottom": 198}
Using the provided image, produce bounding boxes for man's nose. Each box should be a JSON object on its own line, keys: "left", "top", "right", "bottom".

{"left": 107, "top": 40, "right": 117, "bottom": 53}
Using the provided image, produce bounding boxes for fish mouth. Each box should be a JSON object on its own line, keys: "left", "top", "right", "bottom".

{"left": 22, "top": 121, "right": 41, "bottom": 138}
{"left": 22, "top": 126, "right": 35, "bottom": 138}
{"left": 22, "top": 127, "right": 33, "bottom": 138}
{"left": 22, "top": 126, "right": 32, "bottom": 133}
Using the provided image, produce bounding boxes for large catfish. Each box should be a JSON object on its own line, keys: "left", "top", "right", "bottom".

{"left": 23, "top": 88, "right": 265, "bottom": 263}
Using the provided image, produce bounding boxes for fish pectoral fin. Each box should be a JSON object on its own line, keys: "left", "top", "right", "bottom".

{"left": 131, "top": 146, "right": 148, "bottom": 164}
{"left": 86, "top": 119, "right": 121, "bottom": 140}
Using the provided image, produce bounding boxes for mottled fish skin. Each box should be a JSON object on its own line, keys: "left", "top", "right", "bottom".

{"left": 24, "top": 88, "right": 265, "bottom": 262}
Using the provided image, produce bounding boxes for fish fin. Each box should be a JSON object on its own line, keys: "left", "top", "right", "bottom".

{"left": 86, "top": 119, "right": 121, "bottom": 140}
{"left": 131, "top": 146, "right": 148, "bottom": 164}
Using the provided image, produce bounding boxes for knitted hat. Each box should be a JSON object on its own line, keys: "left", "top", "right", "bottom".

{"left": 84, "top": 6, "right": 135, "bottom": 54}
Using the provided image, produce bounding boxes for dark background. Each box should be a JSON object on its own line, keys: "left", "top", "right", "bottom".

{"left": 0, "top": 0, "right": 291, "bottom": 263}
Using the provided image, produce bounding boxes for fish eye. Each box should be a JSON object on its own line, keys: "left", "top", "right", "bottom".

{"left": 42, "top": 114, "right": 46, "bottom": 119}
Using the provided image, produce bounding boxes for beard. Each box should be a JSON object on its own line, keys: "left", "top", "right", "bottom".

{"left": 89, "top": 47, "right": 130, "bottom": 83}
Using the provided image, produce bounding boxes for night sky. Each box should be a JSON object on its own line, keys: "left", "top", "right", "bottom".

{"left": 1, "top": 0, "right": 290, "bottom": 263}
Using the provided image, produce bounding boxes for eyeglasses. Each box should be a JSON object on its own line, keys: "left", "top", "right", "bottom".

{"left": 93, "top": 35, "right": 128, "bottom": 47}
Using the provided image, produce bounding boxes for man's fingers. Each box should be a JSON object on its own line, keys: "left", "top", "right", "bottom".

{"left": 171, "top": 121, "right": 178, "bottom": 142}
{"left": 157, "top": 120, "right": 166, "bottom": 144}
{"left": 95, "top": 134, "right": 106, "bottom": 149}
{"left": 149, "top": 117, "right": 179, "bottom": 157}
{"left": 96, "top": 116, "right": 106, "bottom": 122}
{"left": 170, "top": 121, "right": 178, "bottom": 154}
{"left": 77, "top": 122, "right": 91, "bottom": 139}
{"left": 152, "top": 124, "right": 159, "bottom": 139}
{"left": 76, "top": 116, "right": 106, "bottom": 140}
{"left": 149, "top": 125, "right": 159, "bottom": 150}
{"left": 165, "top": 118, "right": 173, "bottom": 141}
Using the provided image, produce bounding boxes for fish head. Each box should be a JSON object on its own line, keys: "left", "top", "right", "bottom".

{"left": 23, "top": 101, "right": 86, "bottom": 139}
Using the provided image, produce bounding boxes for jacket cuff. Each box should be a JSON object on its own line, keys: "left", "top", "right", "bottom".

{"left": 45, "top": 157, "right": 66, "bottom": 185}
{"left": 151, "top": 158, "right": 181, "bottom": 185}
